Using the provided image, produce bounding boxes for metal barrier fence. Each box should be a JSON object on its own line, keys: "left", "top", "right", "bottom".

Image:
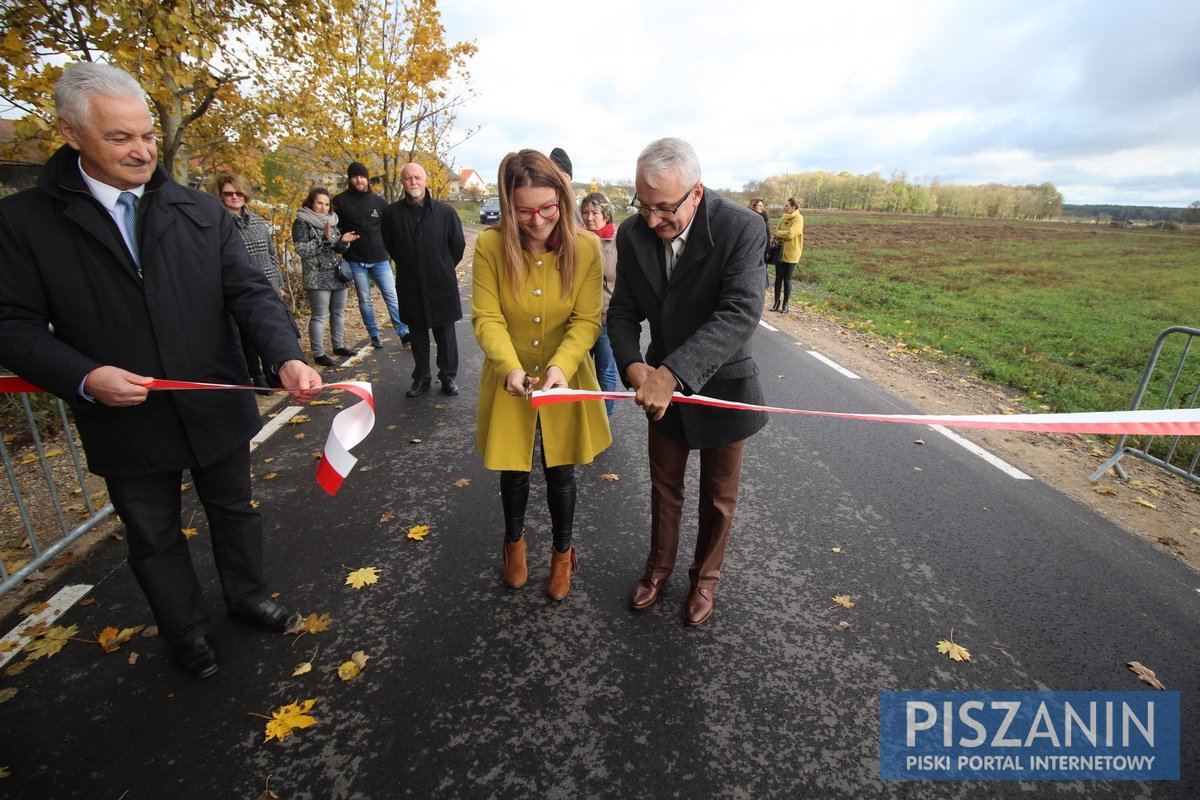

{"left": 0, "top": 392, "right": 114, "bottom": 598}
{"left": 1090, "top": 325, "right": 1200, "bottom": 486}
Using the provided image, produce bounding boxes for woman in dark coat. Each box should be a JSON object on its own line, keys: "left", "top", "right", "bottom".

{"left": 292, "top": 188, "right": 359, "bottom": 366}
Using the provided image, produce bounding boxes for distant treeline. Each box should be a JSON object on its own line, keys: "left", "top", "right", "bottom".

{"left": 743, "top": 171, "right": 1064, "bottom": 220}
{"left": 1060, "top": 204, "right": 1198, "bottom": 223}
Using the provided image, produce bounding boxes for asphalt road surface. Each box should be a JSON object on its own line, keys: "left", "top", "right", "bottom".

{"left": 1, "top": 288, "right": 1196, "bottom": 798}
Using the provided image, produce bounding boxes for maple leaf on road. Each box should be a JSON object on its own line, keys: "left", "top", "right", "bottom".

{"left": 936, "top": 629, "right": 971, "bottom": 662}
{"left": 345, "top": 567, "right": 381, "bottom": 589}
{"left": 287, "top": 613, "right": 332, "bottom": 636}
{"left": 407, "top": 525, "right": 431, "bottom": 541}
{"left": 26, "top": 624, "right": 79, "bottom": 661}
{"left": 261, "top": 699, "right": 318, "bottom": 743}
{"left": 600, "top": 473, "right": 620, "bottom": 482}
{"left": 97, "top": 625, "right": 146, "bottom": 653}
{"left": 831, "top": 594, "right": 855, "bottom": 609}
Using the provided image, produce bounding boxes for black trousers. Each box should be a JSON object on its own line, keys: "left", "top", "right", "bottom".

{"left": 409, "top": 323, "right": 458, "bottom": 383}
{"left": 773, "top": 261, "right": 797, "bottom": 308}
{"left": 104, "top": 446, "right": 267, "bottom": 646}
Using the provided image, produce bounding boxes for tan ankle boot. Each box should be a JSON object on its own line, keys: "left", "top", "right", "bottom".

{"left": 503, "top": 535, "right": 527, "bottom": 589}
{"left": 546, "top": 545, "right": 577, "bottom": 601}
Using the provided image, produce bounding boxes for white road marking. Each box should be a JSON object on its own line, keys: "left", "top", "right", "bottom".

{"left": 0, "top": 584, "right": 93, "bottom": 668}
{"left": 806, "top": 351, "right": 862, "bottom": 380}
{"left": 251, "top": 405, "right": 303, "bottom": 451}
{"left": 929, "top": 425, "right": 1033, "bottom": 480}
{"left": 758, "top": 319, "right": 779, "bottom": 332}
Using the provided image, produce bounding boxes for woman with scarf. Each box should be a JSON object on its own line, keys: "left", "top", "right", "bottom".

{"left": 580, "top": 191, "right": 619, "bottom": 418}
{"left": 291, "top": 188, "right": 360, "bottom": 366}
{"left": 212, "top": 172, "right": 290, "bottom": 388}
{"left": 472, "top": 150, "right": 611, "bottom": 601}
{"left": 770, "top": 197, "right": 805, "bottom": 313}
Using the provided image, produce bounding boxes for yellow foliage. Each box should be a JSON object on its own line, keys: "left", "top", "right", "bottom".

{"left": 345, "top": 566, "right": 381, "bottom": 589}
{"left": 262, "top": 699, "right": 318, "bottom": 743}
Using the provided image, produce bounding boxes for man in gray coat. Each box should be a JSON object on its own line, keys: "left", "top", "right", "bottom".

{"left": 607, "top": 137, "right": 768, "bottom": 626}
{"left": 0, "top": 63, "right": 322, "bottom": 679}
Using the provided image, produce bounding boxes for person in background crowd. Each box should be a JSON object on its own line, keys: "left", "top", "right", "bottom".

{"left": 750, "top": 197, "right": 772, "bottom": 288}
{"left": 212, "top": 172, "right": 290, "bottom": 389}
{"left": 0, "top": 62, "right": 322, "bottom": 679}
{"left": 608, "top": 137, "right": 768, "bottom": 626}
{"left": 332, "top": 162, "right": 410, "bottom": 349}
{"left": 580, "top": 191, "right": 619, "bottom": 418}
{"left": 471, "top": 149, "right": 611, "bottom": 601}
{"left": 292, "top": 187, "right": 359, "bottom": 366}
{"left": 382, "top": 162, "right": 467, "bottom": 398}
{"left": 770, "top": 197, "right": 804, "bottom": 313}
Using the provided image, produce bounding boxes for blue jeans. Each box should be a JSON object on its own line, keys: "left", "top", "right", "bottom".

{"left": 591, "top": 324, "right": 618, "bottom": 417}
{"left": 347, "top": 260, "right": 407, "bottom": 338}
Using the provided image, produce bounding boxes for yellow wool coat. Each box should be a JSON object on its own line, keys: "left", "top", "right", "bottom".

{"left": 773, "top": 209, "right": 805, "bottom": 264}
{"left": 471, "top": 229, "right": 612, "bottom": 471}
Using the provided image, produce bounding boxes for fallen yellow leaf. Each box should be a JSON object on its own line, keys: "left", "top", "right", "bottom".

{"left": 338, "top": 650, "right": 370, "bottom": 681}
{"left": 1092, "top": 486, "right": 1117, "bottom": 496}
{"left": 1132, "top": 497, "right": 1157, "bottom": 510}
{"left": 453, "top": 478, "right": 471, "bottom": 487}
{"left": 285, "top": 415, "right": 311, "bottom": 425}
{"left": 26, "top": 624, "right": 78, "bottom": 661}
{"left": 293, "top": 662, "right": 313, "bottom": 677}
{"left": 288, "top": 613, "right": 332, "bottom": 636}
{"left": 261, "top": 698, "right": 318, "bottom": 743}
{"left": 0, "top": 687, "right": 18, "bottom": 704}
{"left": 379, "top": 510, "right": 396, "bottom": 523}
{"left": 407, "top": 525, "right": 431, "bottom": 541}
{"left": 600, "top": 473, "right": 620, "bottom": 482}
{"left": 936, "top": 630, "right": 971, "bottom": 662}
{"left": 181, "top": 527, "right": 199, "bottom": 539}
{"left": 831, "top": 594, "right": 855, "bottom": 609}
{"left": 345, "top": 567, "right": 381, "bottom": 589}
{"left": 262, "top": 472, "right": 279, "bottom": 480}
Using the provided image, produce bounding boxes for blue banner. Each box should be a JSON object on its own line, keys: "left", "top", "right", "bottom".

{"left": 880, "top": 691, "right": 1180, "bottom": 780}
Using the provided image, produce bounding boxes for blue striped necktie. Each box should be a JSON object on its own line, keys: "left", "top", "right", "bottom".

{"left": 117, "top": 191, "right": 139, "bottom": 265}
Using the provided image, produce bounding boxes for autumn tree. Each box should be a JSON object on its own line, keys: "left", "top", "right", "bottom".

{"left": 0, "top": 0, "right": 354, "bottom": 183}
{"left": 269, "top": 0, "right": 476, "bottom": 204}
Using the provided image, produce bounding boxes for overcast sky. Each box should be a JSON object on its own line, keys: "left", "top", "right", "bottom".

{"left": 438, "top": 0, "right": 1200, "bottom": 206}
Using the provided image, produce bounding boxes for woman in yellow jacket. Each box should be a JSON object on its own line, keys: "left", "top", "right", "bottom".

{"left": 472, "top": 149, "right": 612, "bottom": 600}
{"left": 770, "top": 197, "right": 805, "bottom": 313}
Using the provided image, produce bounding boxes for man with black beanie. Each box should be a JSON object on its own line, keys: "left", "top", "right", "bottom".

{"left": 332, "top": 161, "right": 410, "bottom": 349}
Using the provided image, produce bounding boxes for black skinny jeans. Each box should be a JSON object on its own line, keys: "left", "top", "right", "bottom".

{"left": 773, "top": 261, "right": 797, "bottom": 308}
{"left": 500, "top": 460, "right": 577, "bottom": 552}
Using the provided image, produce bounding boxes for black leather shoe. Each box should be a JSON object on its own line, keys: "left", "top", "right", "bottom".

{"left": 173, "top": 636, "right": 219, "bottom": 679}
{"left": 229, "top": 598, "right": 301, "bottom": 632}
{"left": 441, "top": 379, "right": 459, "bottom": 396}
{"left": 370, "top": 335, "right": 383, "bottom": 348}
{"left": 333, "top": 347, "right": 356, "bottom": 357}
{"left": 406, "top": 380, "right": 431, "bottom": 397}
{"left": 313, "top": 354, "right": 335, "bottom": 366}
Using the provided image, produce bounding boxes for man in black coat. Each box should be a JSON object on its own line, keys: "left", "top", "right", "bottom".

{"left": 607, "top": 137, "right": 768, "bottom": 627}
{"left": 0, "top": 63, "right": 322, "bottom": 679}
{"left": 381, "top": 162, "right": 466, "bottom": 397}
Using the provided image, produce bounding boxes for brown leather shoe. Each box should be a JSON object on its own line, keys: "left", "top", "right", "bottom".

{"left": 547, "top": 545, "right": 577, "bottom": 601}
{"left": 503, "top": 535, "right": 527, "bottom": 589}
{"left": 630, "top": 574, "right": 667, "bottom": 610}
{"left": 683, "top": 585, "right": 715, "bottom": 626}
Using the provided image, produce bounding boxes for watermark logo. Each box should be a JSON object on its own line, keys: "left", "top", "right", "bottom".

{"left": 880, "top": 691, "right": 1179, "bottom": 780}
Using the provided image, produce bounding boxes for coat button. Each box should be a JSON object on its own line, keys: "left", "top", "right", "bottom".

{"left": 533, "top": 365, "right": 541, "bottom": 372}
{"left": 533, "top": 316, "right": 541, "bottom": 323}
{"left": 533, "top": 288, "right": 542, "bottom": 296}
{"left": 532, "top": 340, "right": 540, "bottom": 347}
{"left": 535, "top": 259, "right": 542, "bottom": 267}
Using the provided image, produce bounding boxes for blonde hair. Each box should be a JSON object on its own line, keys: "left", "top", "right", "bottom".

{"left": 211, "top": 172, "right": 253, "bottom": 202}
{"left": 496, "top": 149, "right": 580, "bottom": 300}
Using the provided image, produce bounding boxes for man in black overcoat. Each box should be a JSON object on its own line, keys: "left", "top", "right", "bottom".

{"left": 0, "top": 63, "right": 323, "bottom": 678}
{"left": 607, "top": 137, "right": 768, "bottom": 626}
{"left": 381, "top": 162, "right": 466, "bottom": 397}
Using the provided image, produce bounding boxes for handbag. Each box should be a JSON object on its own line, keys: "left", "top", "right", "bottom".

{"left": 766, "top": 242, "right": 782, "bottom": 265}
{"left": 336, "top": 261, "right": 354, "bottom": 284}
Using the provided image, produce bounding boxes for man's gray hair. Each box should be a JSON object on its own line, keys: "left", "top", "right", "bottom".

{"left": 55, "top": 62, "right": 146, "bottom": 131}
{"left": 636, "top": 137, "right": 701, "bottom": 190}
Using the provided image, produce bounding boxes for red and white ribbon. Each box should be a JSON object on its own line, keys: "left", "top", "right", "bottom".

{"left": 530, "top": 388, "right": 1200, "bottom": 437}
{"left": 0, "top": 376, "right": 375, "bottom": 495}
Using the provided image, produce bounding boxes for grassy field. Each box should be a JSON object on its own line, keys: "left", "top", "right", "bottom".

{"left": 784, "top": 213, "right": 1200, "bottom": 416}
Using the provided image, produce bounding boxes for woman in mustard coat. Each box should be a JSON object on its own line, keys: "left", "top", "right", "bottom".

{"left": 770, "top": 197, "right": 805, "bottom": 313}
{"left": 472, "top": 149, "right": 611, "bottom": 600}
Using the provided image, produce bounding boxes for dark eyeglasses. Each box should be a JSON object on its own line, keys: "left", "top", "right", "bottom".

{"left": 221, "top": 190, "right": 244, "bottom": 198}
{"left": 630, "top": 185, "right": 696, "bottom": 218}
{"left": 514, "top": 202, "right": 560, "bottom": 222}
